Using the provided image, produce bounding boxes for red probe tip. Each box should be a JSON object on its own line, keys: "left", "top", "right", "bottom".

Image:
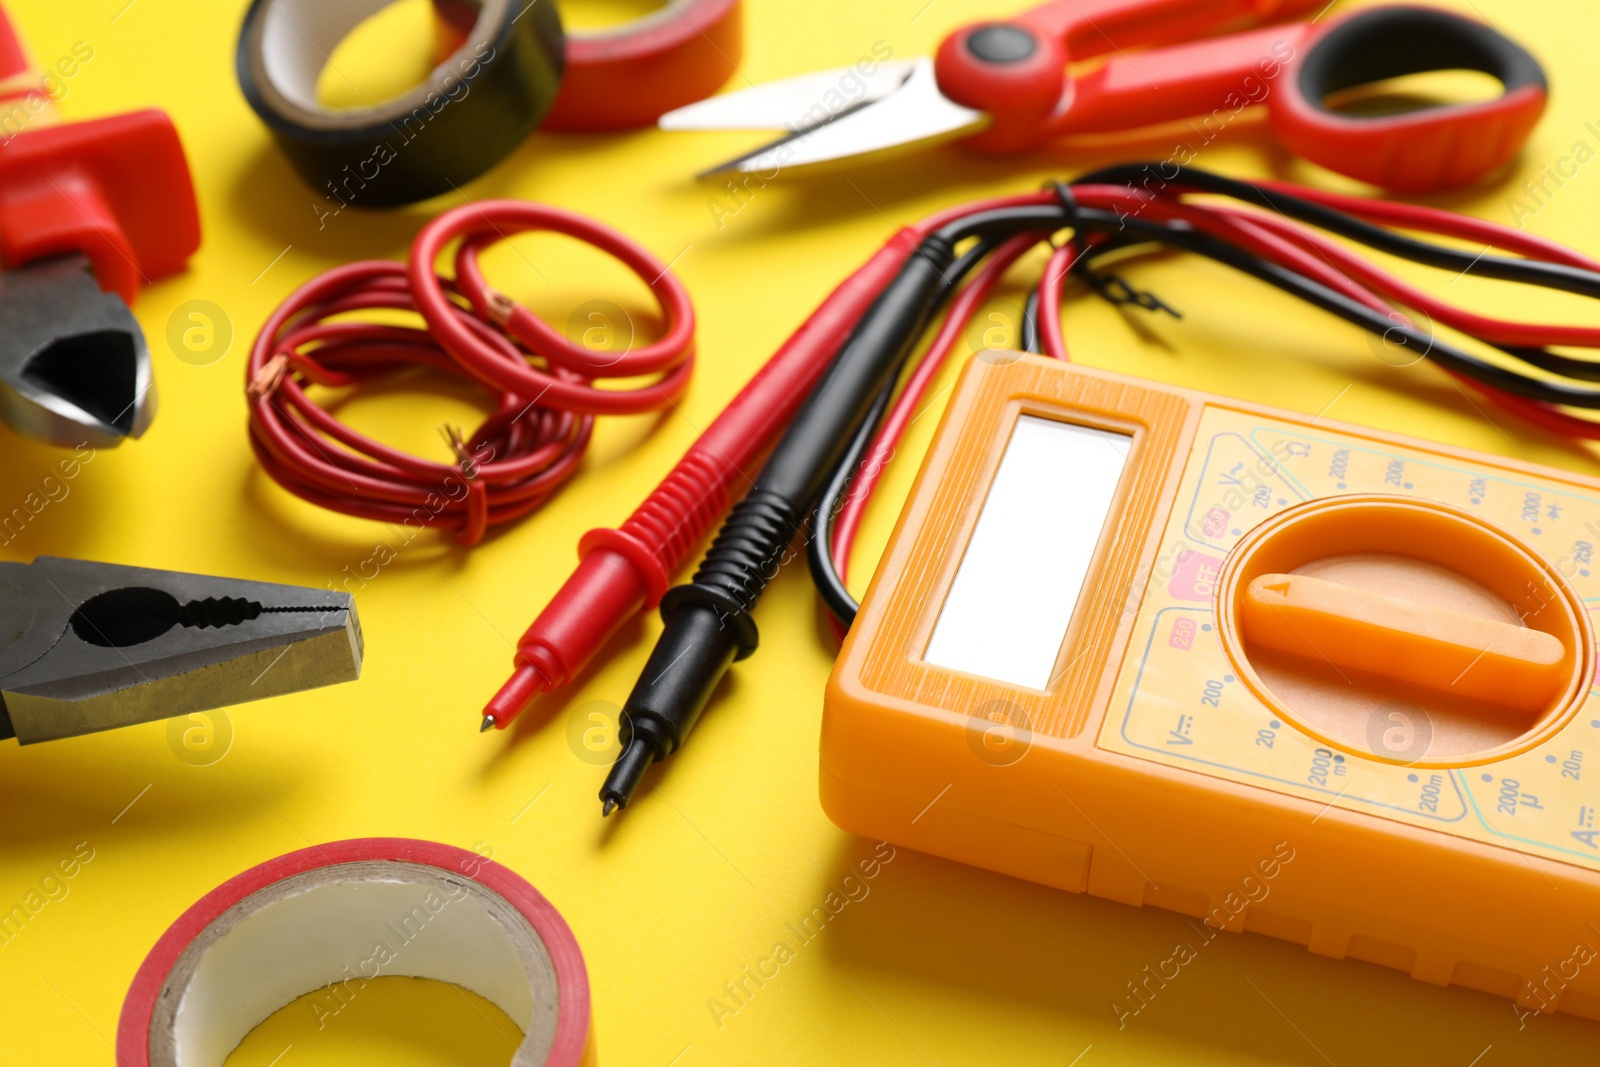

{"left": 481, "top": 664, "right": 549, "bottom": 732}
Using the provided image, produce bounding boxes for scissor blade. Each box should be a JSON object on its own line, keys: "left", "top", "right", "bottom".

{"left": 697, "top": 59, "right": 986, "bottom": 176}
{"left": 659, "top": 58, "right": 919, "bottom": 132}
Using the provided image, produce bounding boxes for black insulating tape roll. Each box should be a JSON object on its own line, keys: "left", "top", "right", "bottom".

{"left": 237, "top": 0, "right": 564, "bottom": 208}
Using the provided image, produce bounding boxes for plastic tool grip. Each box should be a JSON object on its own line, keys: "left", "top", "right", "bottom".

{"left": 1004, "top": 0, "right": 1322, "bottom": 51}
{"left": 1042, "top": 23, "right": 1313, "bottom": 135}
{"left": 0, "top": 111, "right": 199, "bottom": 302}
{"left": 934, "top": 0, "right": 1325, "bottom": 144}
{"left": 482, "top": 230, "right": 925, "bottom": 727}
{"left": 0, "top": 4, "right": 60, "bottom": 133}
{"left": 1269, "top": 5, "right": 1548, "bottom": 192}
{"left": 0, "top": 3, "right": 33, "bottom": 85}
{"left": 0, "top": 7, "right": 198, "bottom": 299}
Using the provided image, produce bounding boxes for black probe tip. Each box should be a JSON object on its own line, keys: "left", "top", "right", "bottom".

{"left": 599, "top": 734, "right": 656, "bottom": 817}
{"left": 480, "top": 715, "right": 496, "bottom": 733}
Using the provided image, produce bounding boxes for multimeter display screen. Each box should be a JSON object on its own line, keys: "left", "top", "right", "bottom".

{"left": 924, "top": 415, "right": 1132, "bottom": 690}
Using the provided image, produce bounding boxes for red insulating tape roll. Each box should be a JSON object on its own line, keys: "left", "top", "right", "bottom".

{"left": 116, "top": 838, "right": 592, "bottom": 1066}
{"left": 545, "top": 0, "right": 742, "bottom": 131}
{"left": 433, "top": 0, "right": 742, "bottom": 131}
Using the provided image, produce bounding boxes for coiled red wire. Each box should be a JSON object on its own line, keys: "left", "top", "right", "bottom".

{"left": 246, "top": 201, "right": 694, "bottom": 545}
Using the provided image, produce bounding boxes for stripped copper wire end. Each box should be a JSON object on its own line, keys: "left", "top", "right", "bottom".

{"left": 441, "top": 423, "right": 478, "bottom": 479}
{"left": 247, "top": 353, "right": 291, "bottom": 400}
{"left": 483, "top": 288, "right": 516, "bottom": 327}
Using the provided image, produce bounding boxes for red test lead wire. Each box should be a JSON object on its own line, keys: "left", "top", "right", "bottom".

{"left": 822, "top": 180, "right": 1600, "bottom": 596}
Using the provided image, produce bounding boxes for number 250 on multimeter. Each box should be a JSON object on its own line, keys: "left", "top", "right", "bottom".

{"left": 824, "top": 352, "right": 1600, "bottom": 1021}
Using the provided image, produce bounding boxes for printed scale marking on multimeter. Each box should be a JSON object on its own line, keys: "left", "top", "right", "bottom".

{"left": 1101, "top": 405, "right": 1600, "bottom": 869}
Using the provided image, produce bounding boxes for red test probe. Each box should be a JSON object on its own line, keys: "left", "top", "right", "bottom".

{"left": 479, "top": 229, "right": 926, "bottom": 728}
{"left": 478, "top": 188, "right": 1196, "bottom": 730}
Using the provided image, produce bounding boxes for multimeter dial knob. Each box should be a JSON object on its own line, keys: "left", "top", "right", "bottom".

{"left": 1216, "top": 494, "right": 1594, "bottom": 767}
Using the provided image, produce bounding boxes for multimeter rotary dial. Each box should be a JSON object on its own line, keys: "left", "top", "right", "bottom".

{"left": 1216, "top": 494, "right": 1595, "bottom": 768}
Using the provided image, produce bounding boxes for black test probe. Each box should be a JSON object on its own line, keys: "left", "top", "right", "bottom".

{"left": 598, "top": 220, "right": 1013, "bottom": 815}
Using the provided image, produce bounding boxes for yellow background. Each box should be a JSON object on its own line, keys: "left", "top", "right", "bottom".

{"left": 3, "top": 0, "right": 1599, "bottom": 1063}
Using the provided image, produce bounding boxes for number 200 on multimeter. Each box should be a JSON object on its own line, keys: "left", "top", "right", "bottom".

{"left": 823, "top": 352, "right": 1600, "bottom": 1021}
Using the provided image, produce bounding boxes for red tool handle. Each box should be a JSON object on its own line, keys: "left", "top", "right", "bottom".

{"left": 1006, "top": 0, "right": 1304, "bottom": 45}
{"left": 1054, "top": 5, "right": 1548, "bottom": 191}
{"left": 1045, "top": 23, "right": 1311, "bottom": 135}
{"left": 0, "top": 3, "right": 32, "bottom": 84}
{"left": 934, "top": 0, "right": 1324, "bottom": 146}
{"left": 0, "top": 5, "right": 198, "bottom": 299}
{"left": 1267, "top": 5, "right": 1548, "bottom": 191}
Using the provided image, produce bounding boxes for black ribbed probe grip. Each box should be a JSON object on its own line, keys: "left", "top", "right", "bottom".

{"left": 663, "top": 488, "right": 799, "bottom": 656}
{"left": 611, "top": 237, "right": 955, "bottom": 769}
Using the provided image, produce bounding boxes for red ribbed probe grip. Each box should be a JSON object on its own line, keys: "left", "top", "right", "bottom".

{"left": 483, "top": 230, "right": 924, "bottom": 726}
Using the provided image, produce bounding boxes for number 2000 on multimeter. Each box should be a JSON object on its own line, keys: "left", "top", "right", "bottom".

{"left": 823, "top": 352, "right": 1600, "bottom": 1021}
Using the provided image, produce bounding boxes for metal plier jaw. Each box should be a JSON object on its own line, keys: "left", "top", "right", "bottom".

{"left": 0, "top": 557, "right": 361, "bottom": 744}
{"left": 0, "top": 256, "right": 155, "bottom": 448}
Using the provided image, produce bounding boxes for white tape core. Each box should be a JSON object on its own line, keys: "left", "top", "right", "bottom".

{"left": 149, "top": 861, "right": 559, "bottom": 1066}
{"left": 260, "top": 0, "right": 399, "bottom": 111}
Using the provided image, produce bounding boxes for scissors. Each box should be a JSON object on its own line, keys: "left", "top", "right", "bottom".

{"left": 660, "top": 0, "right": 1548, "bottom": 192}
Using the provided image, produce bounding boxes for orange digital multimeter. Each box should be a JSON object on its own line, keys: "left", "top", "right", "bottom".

{"left": 822, "top": 352, "right": 1600, "bottom": 1021}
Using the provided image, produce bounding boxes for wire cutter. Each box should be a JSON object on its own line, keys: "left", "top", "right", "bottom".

{"left": 0, "top": 4, "right": 199, "bottom": 448}
{"left": 0, "top": 557, "right": 361, "bottom": 745}
{"left": 660, "top": 0, "right": 1548, "bottom": 193}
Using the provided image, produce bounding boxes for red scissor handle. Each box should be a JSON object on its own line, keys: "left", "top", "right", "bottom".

{"left": 1056, "top": 5, "right": 1548, "bottom": 191}
{"left": 1268, "top": 5, "right": 1547, "bottom": 191}
{"left": 936, "top": 1, "right": 1547, "bottom": 192}
{"left": 934, "top": 0, "right": 1326, "bottom": 139}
